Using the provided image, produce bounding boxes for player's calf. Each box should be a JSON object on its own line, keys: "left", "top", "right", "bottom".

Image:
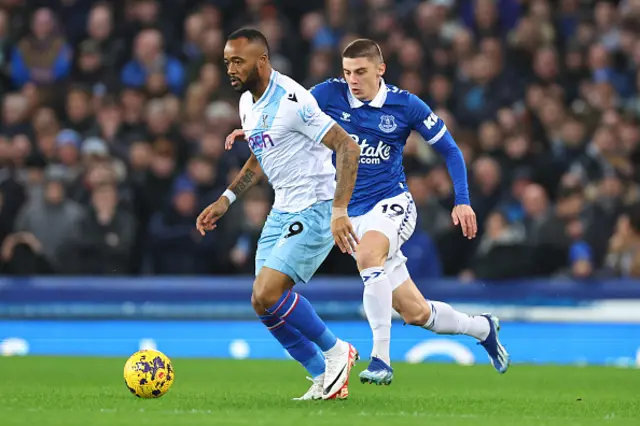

{"left": 393, "top": 294, "right": 431, "bottom": 326}
{"left": 255, "top": 266, "right": 359, "bottom": 396}
{"left": 355, "top": 231, "right": 394, "bottom": 367}
{"left": 393, "top": 279, "right": 490, "bottom": 339}
{"left": 392, "top": 278, "right": 510, "bottom": 373}
{"left": 253, "top": 293, "right": 327, "bottom": 385}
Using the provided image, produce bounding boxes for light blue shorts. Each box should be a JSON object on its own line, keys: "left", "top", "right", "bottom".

{"left": 255, "top": 200, "right": 334, "bottom": 284}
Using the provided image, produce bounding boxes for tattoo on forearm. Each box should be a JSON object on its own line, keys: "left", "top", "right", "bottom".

{"left": 232, "top": 169, "right": 256, "bottom": 196}
{"left": 322, "top": 125, "right": 360, "bottom": 209}
{"left": 229, "top": 155, "right": 262, "bottom": 198}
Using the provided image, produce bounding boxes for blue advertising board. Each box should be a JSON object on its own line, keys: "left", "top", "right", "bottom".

{"left": 1, "top": 320, "right": 639, "bottom": 367}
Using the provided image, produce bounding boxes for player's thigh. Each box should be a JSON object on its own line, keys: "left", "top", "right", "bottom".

{"left": 355, "top": 230, "right": 390, "bottom": 269}
{"left": 265, "top": 200, "right": 334, "bottom": 285}
{"left": 255, "top": 212, "right": 282, "bottom": 276}
{"left": 358, "top": 192, "right": 417, "bottom": 259}
{"left": 391, "top": 274, "right": 432, "bottom": 325}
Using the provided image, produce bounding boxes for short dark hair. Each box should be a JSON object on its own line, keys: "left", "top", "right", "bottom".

{"left": 342, "top": 38, "right": 384, "bottom": 62}
{"left": 227, "top": 28, "right": 270, "bottom": 56}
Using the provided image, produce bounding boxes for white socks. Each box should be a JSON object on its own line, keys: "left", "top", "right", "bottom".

{"left": 361, "top": 267, "right": 392, "bottom": 365}
{"left": 423, "top": 301, "right": 490, "bottom": 341}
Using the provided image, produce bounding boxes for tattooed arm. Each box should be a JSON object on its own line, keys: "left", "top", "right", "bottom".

{"left": 321, "top": 123, "right": 361, "bottom": 253}
{"left": 321, "top": 123, "right": 361, "bottom": 210}
{"left": 227, "top": 153, "right": 264, "bottom": 199}
{"left": 196, "top": 154, "right": 263, "bottom": 235}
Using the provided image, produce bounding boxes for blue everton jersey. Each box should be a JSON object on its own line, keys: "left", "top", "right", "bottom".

{"left": 310, "top": 78, "right": 449, "bottom": 217}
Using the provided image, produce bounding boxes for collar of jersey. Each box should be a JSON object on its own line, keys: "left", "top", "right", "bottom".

{"left": 348, "top": 78, "right": 388, "bottom": 109}
{"left": 252, "top": 69, "right": 278, "bottom": 110}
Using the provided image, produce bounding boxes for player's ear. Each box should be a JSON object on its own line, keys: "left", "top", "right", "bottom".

{"left": 377, "top": 62, "right": 386, "bottom": 78}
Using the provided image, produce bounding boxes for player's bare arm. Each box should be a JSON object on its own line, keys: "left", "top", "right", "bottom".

{"left": 321, "top": 123, "right": 361, "bottom": 254}
{"left": 196, "top": 154, "right": 263, "bottom": 235}
{"left": 229, "top": 154, "right": 263, "bottom": 197}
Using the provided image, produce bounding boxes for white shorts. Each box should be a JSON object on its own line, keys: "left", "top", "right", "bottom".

{"left": 350, "top": 192, "right": 417, "bottom": 290}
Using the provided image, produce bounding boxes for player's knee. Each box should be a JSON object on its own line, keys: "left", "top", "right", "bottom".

{"left": 251, "top": 292, "right": 267, "bottom": 315}
{"left": 252, "top": 281, "right": 283, "bottom": 310}
{"left": 355, "top": 246, "right": 387, "bottom": 271}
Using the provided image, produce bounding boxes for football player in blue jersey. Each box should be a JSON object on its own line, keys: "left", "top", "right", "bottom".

{"left": 308, "top": 39, "right": 510, "bottom": 385}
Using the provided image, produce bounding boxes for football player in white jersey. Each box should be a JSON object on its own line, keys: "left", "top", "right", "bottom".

{"left": 196, "top": 29, "right": 361, "bottom": 400}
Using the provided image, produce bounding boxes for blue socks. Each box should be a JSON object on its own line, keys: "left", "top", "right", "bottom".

{"left": 259, "top": 314, "right": 325, "bottom": 378}
{"left": 267, "top": 290, "right": 338, "bottom": 352}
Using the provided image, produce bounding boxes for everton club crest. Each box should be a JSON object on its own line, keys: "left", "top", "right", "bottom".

{"left": 379, "top": 115, "right": 397, "bottom": 133}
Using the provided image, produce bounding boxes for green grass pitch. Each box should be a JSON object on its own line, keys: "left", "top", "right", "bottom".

{"left": 1, "top": 357, "right": 639, "bottom": 426}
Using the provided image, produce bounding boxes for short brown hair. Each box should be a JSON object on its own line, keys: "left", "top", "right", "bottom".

{"left": 342, "top": 38, "right": 384, "bottom": 62}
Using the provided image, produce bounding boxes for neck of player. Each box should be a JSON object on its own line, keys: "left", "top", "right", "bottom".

{"left": 252, "top": 66, "right": 273, "bottom": 102}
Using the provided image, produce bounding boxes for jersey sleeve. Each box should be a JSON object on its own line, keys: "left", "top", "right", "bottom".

{"left": 406, "top": 93, "right": 447, "bottom": 145}
{"left": 407, "top": 93, "right": 470, "bottom": 205}
{"left": 289, "top": 89, "right": 336, "bottom": 144}
{"left": 309, "top": 80, "right": 331, "bottom": 110}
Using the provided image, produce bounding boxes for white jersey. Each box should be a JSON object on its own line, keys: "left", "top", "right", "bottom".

{"left": 239, "top": 70, "right": 336, "bottom": 212}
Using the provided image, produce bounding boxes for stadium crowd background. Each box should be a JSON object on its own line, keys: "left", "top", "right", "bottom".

{"left": 0, "top": 0, "right": 639, "bottom": 281}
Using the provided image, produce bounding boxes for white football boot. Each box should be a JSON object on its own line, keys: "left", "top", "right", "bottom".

{"left": 292, "top": 376, "right": 323, "bottom": 401}
{"left": 322, "top": 339, "right": 359, "bottom": 400}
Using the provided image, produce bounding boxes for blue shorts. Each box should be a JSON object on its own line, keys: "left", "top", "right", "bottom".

{"left": 255, "top": 200, "right": 334, "bottom": 284}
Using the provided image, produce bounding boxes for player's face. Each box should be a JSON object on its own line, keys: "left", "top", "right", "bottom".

{"left": 223, "top": 38, "right": 264, "bottom": 93}
{"left": 343, "top": 57, "right": 386, "bottom": 101}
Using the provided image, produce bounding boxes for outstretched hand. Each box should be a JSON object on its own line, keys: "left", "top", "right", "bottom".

{"left": 451, "top": 204, "right": 477, "bottom": 239}
{"left": 196, "top": 197, "right": 231, "bottom": 236}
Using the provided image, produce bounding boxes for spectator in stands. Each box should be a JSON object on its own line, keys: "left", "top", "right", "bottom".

{"left": 499, "top": 167, "right": 533, "bottom": 223}
{"left": 182, "top": 12, "right": 205, "bottom": 62}
{"left": 10, "top": 133, "right": 31, "bottom": 169}
{"left": 121, "top": 29, "right": 185, "bottom": 96}
{"left": 185, "top": 155, "right": 224, "bottom": 210}
{"left": 606, "top": 203, "right": 640, "bottom": 277}
{"left": 54, "top": 129, "right": 83, "bottom": 185}
{"left": 72, "top": 39, "right": 118, "bottom": 97}
{"left": 64, "top": 85, "right": 94, "bottom": 134}
{"left": 68, "top": 182, "right": 137, "bottom": 274}
{"left": 84, "top": 2, "right": 124, "bottom": 70}
{"left": 470, "top": 156, "right": 503, "bottom": 232}
{"left": 87, "top": 95, "right": 128, "bottom": 160}
{"left": 30, "top": 107, "right": 60, "bottom": 161}
{"left": 10, "top": 8, "right": 72, "bottom": 90}
{"left": 0, "top": 230, "right": 54, "bottom": 275}
{"left": 13, "top": 166, "right": 82, "bottom": 272}
{"left": 463, "top": 210, "right": 533, "bottom": 280}
{"left": 147, "top": 177, "right": 216, "bottom": 274}
{"left": 2, "top": 92, "right": 30, "bottom": 136}
{"left": 521, "top": 183, "right": 550, "bottom": 246}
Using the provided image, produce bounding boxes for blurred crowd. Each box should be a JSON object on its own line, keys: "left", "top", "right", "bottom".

{"left": 0, "top": 0, "right": 640, "bottom": 281}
